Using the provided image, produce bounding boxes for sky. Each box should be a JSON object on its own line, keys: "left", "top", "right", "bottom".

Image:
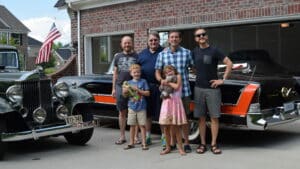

{"left": 0, "top": 0, "right": 70, "bottom": 45}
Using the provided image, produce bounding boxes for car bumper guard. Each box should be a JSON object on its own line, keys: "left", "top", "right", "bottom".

{"left": 1, "top": 121, "right": 95, "bottom": 142}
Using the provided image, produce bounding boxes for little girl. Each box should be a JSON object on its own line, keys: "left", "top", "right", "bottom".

{"left": 159, "top": 65, "right": 187, "bottom": 156}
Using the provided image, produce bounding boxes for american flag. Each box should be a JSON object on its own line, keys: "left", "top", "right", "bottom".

{"left": 35, "top": 23, "right": 61, "bottom": 64}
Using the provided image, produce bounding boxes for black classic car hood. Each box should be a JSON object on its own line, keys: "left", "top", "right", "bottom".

{"left": 58, "top": 74, "right": 113, "bottom": 86}
{"left": 0, "top": 71, "right": 42, "bottom": 81}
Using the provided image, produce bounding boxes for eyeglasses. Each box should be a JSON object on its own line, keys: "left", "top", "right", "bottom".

{"left": 149, "top": 39, "right": 158, "bottom": 42}
{"left": 195, "top": 33, "right": 207, "bottom": 38}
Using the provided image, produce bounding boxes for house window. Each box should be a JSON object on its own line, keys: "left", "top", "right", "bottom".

{"left": 159, "top": 32, "right": 169, "bottom": 47}
{"left": 11, "top": 33, "right": 22, "bottom": 45}
{"left": 0, "top": 32, "right": 8, "bottom": 44}
{"left": 91, "top": 34, "right": 133, "bottom": 74}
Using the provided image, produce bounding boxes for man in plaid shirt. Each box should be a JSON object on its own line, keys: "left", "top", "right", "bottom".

{"left": 155, "top": 30, "right": 194, "bottom": 153}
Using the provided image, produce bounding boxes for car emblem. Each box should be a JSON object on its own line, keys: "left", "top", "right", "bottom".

{"left": 281, "top": 87, "right": 292, "bottom": 98}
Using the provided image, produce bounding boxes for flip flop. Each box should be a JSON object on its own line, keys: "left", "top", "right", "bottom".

{"left": 124, "top": 144, "right": 135, "bottom": 150}
{"left": 141, "top": 144, "right": 149, "bottom": 150}
{"left": 115, "top": 139, "right": 126, "bottom": 145}
{"left": 134, "top": 138, "right": 142, "bottom": 145}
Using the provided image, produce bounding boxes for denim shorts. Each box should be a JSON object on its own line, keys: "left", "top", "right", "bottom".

{"left": 193, "top": 87, "right": 221, "bottom": 118}
{"left": 116, "top": 84, "right": 129, "bottom": 112}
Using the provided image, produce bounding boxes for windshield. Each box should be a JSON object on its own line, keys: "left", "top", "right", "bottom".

{"left": 0, "top": 51, "right": 19, "bottom": 68}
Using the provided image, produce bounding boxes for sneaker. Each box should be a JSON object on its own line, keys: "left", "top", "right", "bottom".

{"left": 161, "top": 136, "right": 166, "bottom": 148}
{"left": 184, "top": 144, "right": 192, "bottom": 153}
{"left": 146, "top": 136, "right": 152, "bottom": 145}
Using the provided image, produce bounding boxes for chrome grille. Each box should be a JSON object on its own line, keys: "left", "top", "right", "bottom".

{"left": 21, "top": 79, "right": 53, "bottom": 123}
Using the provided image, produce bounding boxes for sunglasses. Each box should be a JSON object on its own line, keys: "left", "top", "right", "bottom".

{"left": 195, "top": 33, "right": 207, "bottom": 38}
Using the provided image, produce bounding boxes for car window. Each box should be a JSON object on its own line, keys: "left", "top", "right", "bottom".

{"left": 0, "top": 51, "right": 18, "bottom": 68}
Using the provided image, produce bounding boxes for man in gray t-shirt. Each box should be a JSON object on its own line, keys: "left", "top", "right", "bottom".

{"left": 112, "top": 36, "right": 138, "bottom": 145}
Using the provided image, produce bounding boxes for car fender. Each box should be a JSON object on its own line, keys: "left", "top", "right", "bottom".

{"left": 0, "top": 98, "right": 14, "bottom": 114}
{"left": 65, "top": 86, "right": 95, "bottom": 112}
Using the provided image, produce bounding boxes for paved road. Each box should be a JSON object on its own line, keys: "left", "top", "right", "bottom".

{"left": 1, "top": 120, "right": 300, "bottom": 169}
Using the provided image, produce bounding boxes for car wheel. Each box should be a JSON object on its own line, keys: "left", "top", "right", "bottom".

{"left": 0, "top": 120, "right": 7, "bottom": 160}
{"left": 188, "top": 120, "right": 200, "bottom": 143}
{"left": 64, "top": 128, "right": 94, "bottom": 145}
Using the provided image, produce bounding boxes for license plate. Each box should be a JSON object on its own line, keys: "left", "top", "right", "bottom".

{"left": 65, "top": 115, "right": 83, "bottom": 125}
{"left": 284, "top": 102, "right": 294, "bottom": 112}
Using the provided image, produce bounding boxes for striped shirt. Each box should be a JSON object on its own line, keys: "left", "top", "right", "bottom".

{"left": 155, "top": 46, "right": 194, "bottom": 97}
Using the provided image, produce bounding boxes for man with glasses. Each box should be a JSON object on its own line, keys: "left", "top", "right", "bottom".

{"left": 192, "top": 28, "right": 232, "bottom": 155}
{"left": 138, "top": 31, "right": 163, "bottom": 145}
{"left": 155, "top": 30, "right": 194, "bottom": 153}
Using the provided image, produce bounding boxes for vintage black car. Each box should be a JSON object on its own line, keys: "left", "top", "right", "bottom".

{"left": 59, "top": 49, "right": 300, "bottom": 142}
{"left": 0, "top": 45, "right": 95, "bottom": 160}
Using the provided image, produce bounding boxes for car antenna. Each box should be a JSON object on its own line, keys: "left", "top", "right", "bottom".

{"left": 249, "top": 65, "right": 256, "bottom": 81}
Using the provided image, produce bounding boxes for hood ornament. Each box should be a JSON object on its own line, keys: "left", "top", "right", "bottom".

{"left": 281, "top": 87, "right": 292, "bottom": 98}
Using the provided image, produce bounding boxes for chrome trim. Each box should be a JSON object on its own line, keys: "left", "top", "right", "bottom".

{"left": 247, "top": 102, "right": 300, "bottom": 130}
{"left": 1, "top": 122, "right": 95, "bottom": 142}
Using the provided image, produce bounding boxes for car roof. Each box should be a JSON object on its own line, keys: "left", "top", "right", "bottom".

{"left": 0, "top": 44, "right": 17, "bottom": 50}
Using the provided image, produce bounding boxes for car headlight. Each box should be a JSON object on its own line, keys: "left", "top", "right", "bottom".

{"left": 53, "top": 82, "right": 69, "bottom": 98}
{"left": 33, "top": 107, "right": 47, "bottom": 124}
{"left": 56, "top": 105, "right": 69, "bottom": 120}
{"left": 6, "top": 85, "right": 23, "bottom": 104}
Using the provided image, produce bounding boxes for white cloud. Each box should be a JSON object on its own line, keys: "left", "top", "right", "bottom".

{"left": 22, "top": 17, "right": 71, "bottom": 45}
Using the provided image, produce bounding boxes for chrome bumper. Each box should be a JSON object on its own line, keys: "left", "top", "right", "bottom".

{"left": 247, "top": 102, "right": 300, "bottom": 130}
{"left": 1, "top": 122, "right": 95, "bottom": 142}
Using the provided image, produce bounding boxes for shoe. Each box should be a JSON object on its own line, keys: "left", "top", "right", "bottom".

{"left": 210, "top": 144, "right": 222, "bottom": 154}
{"left": 146, "top": 136, "right": 152, "bottom": 145}
{"left": 170, "top": 144, "right": 177, "bottom": 150}
{"left": 184, "top": 144, "right": 192, "bottom": 153}
{"left": 196, "top": 144, "right": 207, "bottom": 154}
{"left": 163, "top": 144, "right": 176, "bottom": 151}
{"left": 161, "top": 136, "right": 166, "bottom": 148}
{"left": 141, "top": 144, "right": 149, "bottom": 150}
{"left": 134, "top": 138, "right": 142, "bottom": 145}
{"left": 124, "top": 144, "right": 135, "bottom": 150}
{"left": 115, "top": 139, "right": 126, "bottom": 145}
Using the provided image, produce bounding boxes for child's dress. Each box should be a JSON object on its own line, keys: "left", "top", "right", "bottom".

{"left": 159, "top": 86, "right": 187, "bottom": 125}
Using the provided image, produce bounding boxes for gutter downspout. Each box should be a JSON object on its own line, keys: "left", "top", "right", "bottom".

{"left": 77, "top": 10, "right": 81, "bottom": 76}
{"left": 67, "top": 1, "right": 81, "bottom": 76}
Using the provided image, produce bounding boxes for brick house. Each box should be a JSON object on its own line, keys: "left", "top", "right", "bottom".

{"left": 55, "top": 0, "right": 300, "bottom": 76}
{"left": 27, "top": 36, "right": 42, "bottom": 70}
{"left": 0, "top": 5, "right": 30, "bottom": 70}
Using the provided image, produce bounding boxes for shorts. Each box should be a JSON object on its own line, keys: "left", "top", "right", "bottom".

{"left": 116, "top": 84, "right": 129, "bottom": 111}
{"left": 193, "top": 87, "right": 221, "bottom": 118}
{"left": 127, "top": 109, "right": 147, "bottom": 126}
{"left": 182, "top": 96, "right": 191, "bottom": 116}
{"left": 145, "top": 83, "right": 161, "bottom": 120}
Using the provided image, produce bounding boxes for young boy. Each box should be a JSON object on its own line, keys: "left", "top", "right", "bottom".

{"left": 122, "top": 64, "right": 150, "bottom": 150}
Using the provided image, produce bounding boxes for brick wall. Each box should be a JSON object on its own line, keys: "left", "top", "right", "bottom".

{"left": 69, "top": 0, "right": 300, "bottom": 74}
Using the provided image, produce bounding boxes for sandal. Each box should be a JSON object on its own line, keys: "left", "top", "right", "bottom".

{"left": 115, "top": 139, "right": 126, "bottom": 145}
{"left": 210, "top": 144, "right": 222, "bottom": 154}
{"left": 124, "top": 144, "right": 135, "bottom": 150}
{"left": 160, "top": 148, "right": 171, "bottom": 155}
{"left": 141, "top": 144, "right": 149, "bottom": 150}
{"left": 134, "top": 138, "right": 142, "bottom": 145}
{"left": 196, "top": 144, "right": 207, "bottom": 154}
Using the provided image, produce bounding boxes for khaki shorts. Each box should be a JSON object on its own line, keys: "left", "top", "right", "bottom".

{"left": 127, "top": 109, "right": 146, "bottom": 126}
